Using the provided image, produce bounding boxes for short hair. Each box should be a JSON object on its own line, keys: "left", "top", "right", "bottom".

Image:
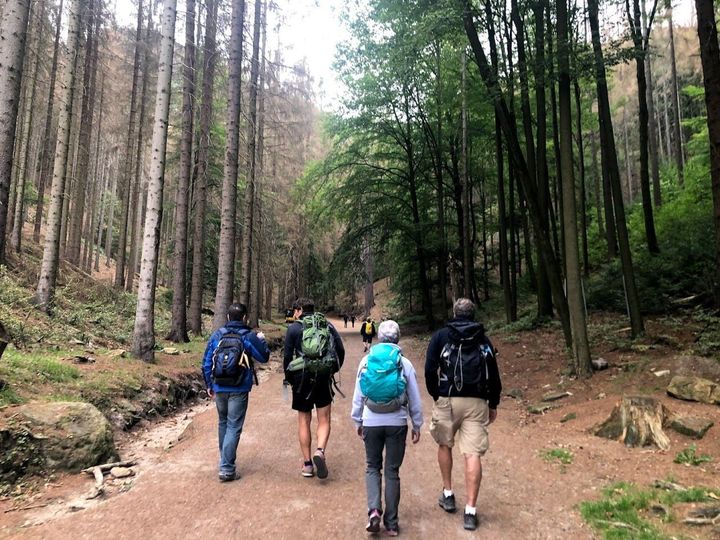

{"left": 378, "top": 320, "right": 400, "bottom": 344}
{"left": 292, "top": 297, "right": 314, "bottom": 312}
{"left": 453, "top": 298, "right": 475, "bottom": 320}
{"left": 227, "top": 303, "right": 248, "bottom": 321}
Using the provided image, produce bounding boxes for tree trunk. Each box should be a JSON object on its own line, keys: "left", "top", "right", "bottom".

{"left": 104, "top": 155, "right": 117, "bottom": 267}
{"left": 463, "top": 1, "right": 573, "bottom": 348}
{"left": 642, "top": 0, "right": 662, "bottom": 207}
{"left": 114, "top": 0, "right": 144, "bottom": 288}
{"left": 589, "top": 131, "right": 606, "bottom": 241}
{"left": 167, "top": 0, "right": 196, "bottom": 343}
{"left": 94, "top": 153, "right": 110, "bottom": 272}
{"left": 574, "top": 80, "right": 590, "bottom": 276}
{"left": 131, "top": 0, "right": 178, "bottom": 361}
{"left": 666, "top": 0, "right": 684, "bottom": 185}
{"left": 558, "top": 0, "right": 592, "bottom": 376}
{"left": 189, "top": 0, "right": 218, "bottom": 335}
{"left": 34, "top": 0, "right": 64, "bottom": 245}
{"left": 238, "top": 0, "right": 263, "bottom": 308}
{"left": 594, "top": 396, "right": 670, "bottom": 450}
{"left": 461, "top": 51, "right": 473, "bottom": 300}
{"left": 588, "top": 0, "right": 644, "bottom": 337}
{"left": 0, "top": 0, "right": 31, "bottom": 264}
{"left": 212, "top": 0, "right": 246, "bottom": 330}
{"left": 694, "top": 0, "right": 720, "bottom": 307}
{"left": 628, "top": 0, "right": 660, "bottom": 254}
{"left": 10, "top": 0, "right": 43, "bottom": 254}
{"left": 35, "top": 0, "right": 84, "bottom": 309}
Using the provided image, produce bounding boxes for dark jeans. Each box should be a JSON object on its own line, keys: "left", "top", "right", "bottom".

{"left": 215, "top": 392, "right": 249, "bottom": 476}
{"left": 363, "top": 425, "right": 408, "bottom": 530}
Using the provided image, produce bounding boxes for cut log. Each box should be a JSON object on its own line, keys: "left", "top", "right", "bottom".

{"left": 593, "top": 396, "right": 671, "bottom": 450}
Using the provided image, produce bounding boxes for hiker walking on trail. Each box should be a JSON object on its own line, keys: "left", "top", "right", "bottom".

{"left": 351, "top": 320, "right": 423, "bottom": 536}
{"left": 351, "top": 314, "right": 356, "bottom": 328}
{"left": 202, "top": 303, "right": 270, "bottom": 482}
{"left": 360, "top": 317, "right": 376, "bottom": 352}
{"left": 284, "top": 298, "right": 345, "bottom": 479}
{"left": 343, "top": 314, "right": 349, "bottom": 328}
{"left": 424, "top": 298, "right": 501, "bottom": 531}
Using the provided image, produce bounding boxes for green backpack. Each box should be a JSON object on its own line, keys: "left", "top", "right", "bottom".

{"left": 287, "top": 313, "right": 338, "bottom": 375}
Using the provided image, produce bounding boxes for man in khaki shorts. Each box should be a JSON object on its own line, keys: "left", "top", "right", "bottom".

{"left": 425, "top": 298, "right": 501, "bottom": 531}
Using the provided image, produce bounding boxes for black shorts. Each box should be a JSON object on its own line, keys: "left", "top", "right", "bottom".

{"left": 362, "top": 336, "right": 373, "bottom": 344}
{"left": 290, "top": 373, "right": 333, "bottom": 412}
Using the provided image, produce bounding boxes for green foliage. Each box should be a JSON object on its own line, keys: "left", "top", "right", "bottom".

{"left": 540, "top": 448, "right": 573, "bottom": 465}
{"left": 2, "top": 349, "right": 80, "bottom": 384}
{"left": 673, "top": 444, "right": 712, "bottom": 466}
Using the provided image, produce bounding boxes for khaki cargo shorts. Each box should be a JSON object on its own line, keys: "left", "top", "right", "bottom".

{"left": 429, "top": 396, "right": 490, "bottom": 456}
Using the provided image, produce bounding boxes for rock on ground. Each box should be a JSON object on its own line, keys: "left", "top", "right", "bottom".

{"left": 668, "top": 415, "right": 714, "bottom": 439}
{"left": 667, "top": 376, "right": 720, "bottom": 405}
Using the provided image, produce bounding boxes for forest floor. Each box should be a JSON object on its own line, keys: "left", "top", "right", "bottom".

{"left": 1, "top": 314, "right": 719, "bottom": 539}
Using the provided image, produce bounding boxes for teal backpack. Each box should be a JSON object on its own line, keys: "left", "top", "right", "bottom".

{"left": 360, "top": 343, "right": 407, "bottom": 412}
{"left": 287, "top": 313, "right": 338, "bottom": 375}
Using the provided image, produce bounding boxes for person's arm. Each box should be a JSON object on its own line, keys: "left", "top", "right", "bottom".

{"left": 486, "top": 337, "right": 502, "bottom": 410}
{"left": 202, "top": 331, "right": 220, "bottom": 390}
{"left": 245, "top": 331, "right": 270, "bottom": 363}
{"left": 424, "top": 330, "right": 442, "bottom": 400}
{"left": 350, "top": 361, "right": 365, "bottom": 430}
{"left": 330, "top": 324, "right": 345, "bottom": 369}
{"left": 283, "top": 323, "right": 297, "bottom": 371}
{"left": 403, "top": 359, "right": 424, "bottom": 432}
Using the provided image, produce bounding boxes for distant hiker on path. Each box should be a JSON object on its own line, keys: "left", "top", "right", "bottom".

{"left": 352, "top": 320, "right": 423, "bottom": 536}
{"left": 284, "top": 298, "right": 345, "bottom": 479}
{"left": 360, "top": 317, "right": 376, "bottom": 352}
{"left": 351, "top": 314, "right": 356, "bottom": 328}
{"left": 424, "top": 298, "right": 502, "bottom": 531}
{"left": 343, "top": 314, "right": 349, "bottom": 328}
{"left": 202, "top": 303, "right": 270, "bottom": 482}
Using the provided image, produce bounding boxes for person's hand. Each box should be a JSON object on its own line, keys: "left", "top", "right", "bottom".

{"left": 357, "top": 426, "right": 364, "bottom": 439}
{"left": 257, "top": 331, "right": 265, "bottom": 341}
{"left": 207, "top": 387, "right": 215, "bottom": 399}
{"left": 412, "top": 430, "right": 421, "bottom": 444}
{"left": 489, "top": 408, "right": 497, "bottom": 424}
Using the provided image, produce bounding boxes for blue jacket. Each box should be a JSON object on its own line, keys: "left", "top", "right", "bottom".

{"left": 202, "top": 321, "right": 270, "bottom": 394}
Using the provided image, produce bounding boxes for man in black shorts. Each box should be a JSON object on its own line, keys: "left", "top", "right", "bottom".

{"left": 284, "top": 298, "right": 345, "bottom": 478}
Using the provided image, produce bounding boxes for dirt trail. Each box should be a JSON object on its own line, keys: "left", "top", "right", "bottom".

{"left": 2, "top": 320, "right": 718, "bottom": 539}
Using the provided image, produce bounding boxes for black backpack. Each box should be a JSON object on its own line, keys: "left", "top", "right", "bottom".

{"left": 211, "top": 329, "right": 254, "bottom": 386}
{"left": 441, "top": 335, "right": 494, "bottom": 395}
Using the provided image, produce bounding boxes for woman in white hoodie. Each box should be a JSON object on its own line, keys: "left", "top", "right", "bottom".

{"left": 351, "top": 320, "right": 424, "bottom": 536}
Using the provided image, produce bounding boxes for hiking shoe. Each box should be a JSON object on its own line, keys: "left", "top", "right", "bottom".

{"left": 384, "top": 526, "right": 399, "bottom": 536}
{"left": 301, "top": 464, "right": 315, "bottom": 477}
{"left": 438, "top": 492, "right": 456, "bottom": 513}
{"left": 313, "top": 449, "right": 328, "bottom": 479}
{"left": 218, "top": 472, "right": 237, "bottom": 482}
{"left": 463, "top": 512, "right": 478, "bottom": 531}
{"left": 366, "top": 509, "right": 381, "bottom": 533}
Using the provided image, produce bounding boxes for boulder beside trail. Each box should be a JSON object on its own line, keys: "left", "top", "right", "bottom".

{"left": 0, "top": 402, "right": 117, "bottom": 483}
{"left": 667, "top": 376, "right": 720, "bottom": 405}
{"left": 594, "top": 396, "right": 671, "bottom": 450}
{"left": 668, "top": 416, "right": 714, "bottom": 439}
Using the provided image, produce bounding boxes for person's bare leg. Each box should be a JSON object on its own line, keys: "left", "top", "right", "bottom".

{"left": 464, "top": 454, "right": 483, "bottom": 507}
{"left": 298, "top": 411, "right": 312, "bottom": 462}
{"left": 316, "top": 404, "right": 331, "bottom": 450}
{"left": 438, "top": 445, "right": 453, "bottom": 491}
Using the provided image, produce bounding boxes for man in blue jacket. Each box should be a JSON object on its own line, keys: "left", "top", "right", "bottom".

{"left": 202, "top": 303, "right": 270, "bottom": 482}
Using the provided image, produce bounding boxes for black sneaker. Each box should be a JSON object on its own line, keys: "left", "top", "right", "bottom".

{"left": 438, "top": 492, "right": 456, "bottom": 513}
{"left": 313, "top": 449, "right": 328, "bottom": 479}
{"left": 218, "top": 472, "right": 237, "bottom": 482}
{"left": 463, "top": 512, "right": 478, "bottom": 531}
{"left": 365, "top": 509, "right": 381, "bottom": 533}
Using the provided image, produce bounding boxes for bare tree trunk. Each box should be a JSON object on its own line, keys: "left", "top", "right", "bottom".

{"left": 694, "top": 0, "right": 720, "bottom": 306}
{"left": 590, "top": 131, "right": 605, "bottom": 240}
{"left": 642, "top": 0, "right": 662, "bottom": 207}
{"left": 10, "top": 0, "right": 44, "bottom": 254}
{"left": 114, "top": 0, "right": 144, "bottom": 287}
{"left": 34, "top": 0, "right": 63, "bottom": 245}
{"left": 167, "top": 0, "right": 195, "bottom": 343}
{"left": 189, "top": 0, "right": 217, "bottom": 335}
{"left": 104, "top": 154, "right": 117, "bottom": 267}
{"left": 238, "top": 0, "right": 262, "bottom": 308}
{"left": 67, "top": 0, "right": 99, "bottom": 265}
{"left": 83, "top": 74, "right": 105, "bottom": 273}
{"left": 212, "top": 0, "right": 246, "bottom": 330}
{"left": 558, "top": 0, "right": 592, "bottom": 375}
{"left": 589, "top": 0, "right": 644, "bottom": 337}
{"left": 94, "top": 153, "right": 110, "bottom": 272}
{"left": 461, "top": 51, "right": 473, "bottom": 300}
{"left": 666, "top": 0, "right": 684, "bottom": 184}
{"left": 0, "top": 0, "right": 31, "bottom": 264}
{"left": 574, "top": 80, "right": 590, "bottom": 276}
{"left": 35, "top": 0, "right": 84, "bottom": 309}
{"left": 131, "top": 0, "right": 177, "bottom": 361}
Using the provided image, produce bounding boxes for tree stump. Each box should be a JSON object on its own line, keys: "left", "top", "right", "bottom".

{"left": 594, "top": 396, "right": 671, "bottom": 450}
{"left": 0, "top": 321, "right": 8, "bottom": 361}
